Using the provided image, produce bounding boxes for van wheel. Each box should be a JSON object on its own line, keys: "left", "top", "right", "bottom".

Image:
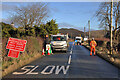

{"left": 64, "top": 50, "right": 67, "bottom": 53}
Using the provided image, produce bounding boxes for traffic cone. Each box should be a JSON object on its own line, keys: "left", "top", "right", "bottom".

{"left": 42, "top": 48, "right": 45, "bottom": 56}
{"left": 48, "top": 48, "right": 50, "bottom": 55}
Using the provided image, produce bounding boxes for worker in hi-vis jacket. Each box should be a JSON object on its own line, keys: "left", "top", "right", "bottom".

{"left": 90, "top": 38, "right": 97, "bottom": 56}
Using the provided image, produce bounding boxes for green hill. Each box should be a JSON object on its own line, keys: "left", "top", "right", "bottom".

{"left": 59, "top": 28, "right": 84, "bottom": 39}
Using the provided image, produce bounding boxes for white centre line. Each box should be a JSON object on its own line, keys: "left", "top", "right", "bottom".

{"left": 68, "top": 55, "right": 71, "bottom": 65}
{"left": 70, "top": 51, "right": 72, "bottom": 54}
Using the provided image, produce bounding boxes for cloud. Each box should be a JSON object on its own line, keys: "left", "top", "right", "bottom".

{"left": 58, "top": 22, "right": 98, "bottom": 32}
{"left": 58, "top": 22, "right": 76, "bottom": 28}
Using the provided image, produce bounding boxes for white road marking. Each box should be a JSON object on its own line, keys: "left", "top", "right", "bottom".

{"left": 68, "top": 55, "right": 71, "bottom": 65}
{"left": 13, "top": 44, "right": 74, "bottom": 75}
{"left": 13, "top": 66, "right": 35, "bottom": 74}
{"left": 55, "top": 65, "right": 70, "bottom": 74}
{"left": 27, "top": 66, "right": 39, "bottom": 74}
{"left": 41, "top": 65, "right": 55, "bottom": 74}
{"left": 70, "top": 51, "right": 72, "bottom": 54}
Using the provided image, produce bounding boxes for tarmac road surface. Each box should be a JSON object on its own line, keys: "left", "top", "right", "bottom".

{"left": 3, "top": 42, "right": 120, "bottom": 80}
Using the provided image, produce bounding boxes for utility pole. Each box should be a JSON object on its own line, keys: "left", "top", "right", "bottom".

{"left": 84, "top": 26, "right": 86, "bottom": 38}
{"left": 71, "top": 33, "right": 72, "bottom": 39}
{"left": 88, "top": 20, "right": 90, "bottom": 39}
{"left": 110, "top": 0, "right": 113, "bottom": 55}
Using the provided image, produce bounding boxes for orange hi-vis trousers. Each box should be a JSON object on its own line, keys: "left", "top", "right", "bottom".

{"left": 91, "top": 47, "right": 95, "bottom": 54}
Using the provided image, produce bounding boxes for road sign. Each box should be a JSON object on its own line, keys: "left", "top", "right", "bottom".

{"left": 6, "top": 38, "right": 27, "bottom": 52}
{"left": 46, "top": 44, "right": 50, "bottom": 51}
{"left": 8, "top": 50, "right": 20, "bottom": 58}
{"left": 6, "top": 38, "right": 27, "bottom": 58}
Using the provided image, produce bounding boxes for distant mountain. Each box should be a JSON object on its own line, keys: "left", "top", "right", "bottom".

{"left": 59, "top": 28, "right": 84, "bottom": 39}
{"left": 59, "top": 28, "right": 108, "bottom": 39}
{"left": 58, "top": 22, "right": 84, "bottom": 31}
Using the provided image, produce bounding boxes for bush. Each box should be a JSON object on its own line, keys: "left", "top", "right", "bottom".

{"left": 2, "top": 36, "right": 43, "bottom": 70}
{"left": 118, "top": 43, "right": 120, "bottom": 52}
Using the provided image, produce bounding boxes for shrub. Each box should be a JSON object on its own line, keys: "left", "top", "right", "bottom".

{"left": 2, "top": 36, "right": 43, "bottom": 70}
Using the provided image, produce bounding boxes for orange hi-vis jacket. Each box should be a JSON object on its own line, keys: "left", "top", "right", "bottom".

{"left": 90, "top": 40, "right": 97, "bottom": 48}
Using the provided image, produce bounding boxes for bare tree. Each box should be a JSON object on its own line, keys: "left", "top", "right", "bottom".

{"left": 96, "top": 2, "right": 120, "bottom": 41}
{"left": 113, "top": 2, "right": 120, "bottom": 40}
{"left": 96, "top": 2, "right": 111, "bottom": 30}
{"left": 11, "top": 3, "right": 49, "bottom": 28}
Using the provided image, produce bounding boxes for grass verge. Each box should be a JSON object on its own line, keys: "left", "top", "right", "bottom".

{"left": 2, "top": 36, "right": 43, "bottom": 77}
{"left": 2, "top": 53, "right": 42, "bottom": 77}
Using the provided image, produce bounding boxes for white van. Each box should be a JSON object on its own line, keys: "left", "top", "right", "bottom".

{"left": 51, "top": 34, "right": 68, "bottom": 52}
{"left": 75, "top": 37, "right": 82, "bottom": 45}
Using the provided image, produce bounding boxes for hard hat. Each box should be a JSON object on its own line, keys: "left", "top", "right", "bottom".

{"left": 92, "top": 38, "right": 94, "bottom": 40}
{"left": 46, "top": 35, "right": 48, "bottom": 37}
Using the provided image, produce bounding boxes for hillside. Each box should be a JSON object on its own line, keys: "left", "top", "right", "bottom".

{"left": 59, "top": 28, "right": 84, "bottom": 39}
{"left": 86, "top": 30, "right": 108, "bottom": 38}
{"left": 59, "top": 28, "right": 108, "bottom": 39}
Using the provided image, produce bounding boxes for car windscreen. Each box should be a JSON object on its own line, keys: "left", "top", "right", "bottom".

{"left": 51, "top": 36, "right": 66, "bottom": 41}
{"left": 76, "top": 38, "right": 81, "bottom": 40}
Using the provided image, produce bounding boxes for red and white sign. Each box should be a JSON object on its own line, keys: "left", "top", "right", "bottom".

{"left": 6, "top": 38, "right": 27, "bottom": 58}
{"left": 8, "top": 50, "right": 20, "bottom": 58}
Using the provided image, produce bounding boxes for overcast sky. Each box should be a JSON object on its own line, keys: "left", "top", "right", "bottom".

{"left": 1, "top": 2, "right": 102, "bottom": 31}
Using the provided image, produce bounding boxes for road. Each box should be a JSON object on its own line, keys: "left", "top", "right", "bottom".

{"left": 3, "top": 42, "right": 120, "bottom": 80}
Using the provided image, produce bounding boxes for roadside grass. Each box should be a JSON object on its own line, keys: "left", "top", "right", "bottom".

{"left": 2, "top": 36, "right": 43, "bottom": 77}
